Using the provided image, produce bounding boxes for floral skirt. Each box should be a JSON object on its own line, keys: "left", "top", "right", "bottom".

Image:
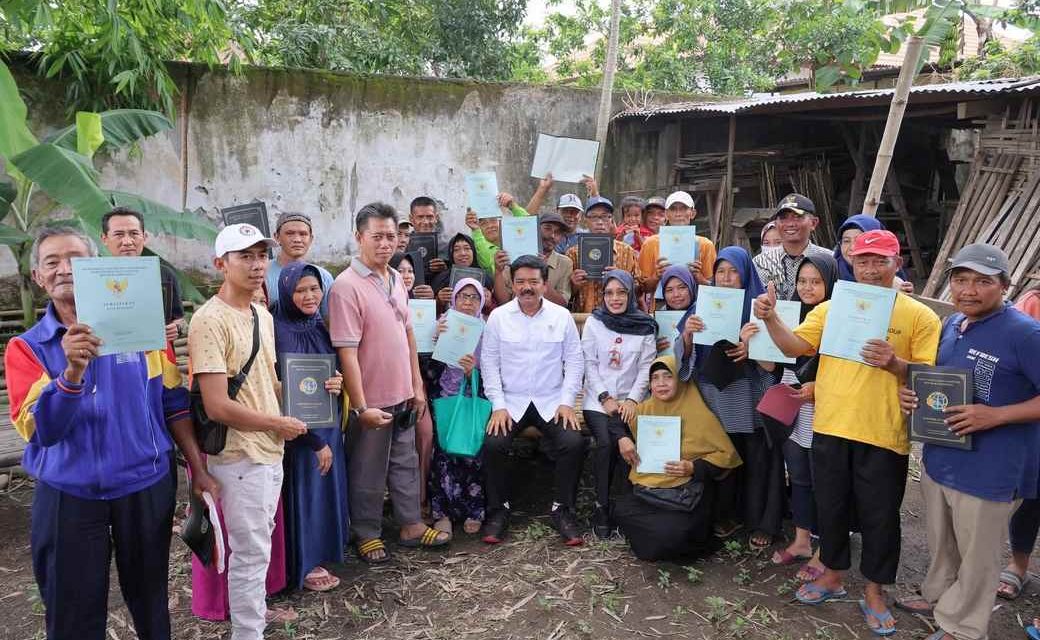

{"left": 428, "top": 444, "right": 485, "bottom": 523}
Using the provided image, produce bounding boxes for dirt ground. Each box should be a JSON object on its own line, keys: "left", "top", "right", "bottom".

{"left": 0, "top": 451, "right": 1037, "bottom": 640}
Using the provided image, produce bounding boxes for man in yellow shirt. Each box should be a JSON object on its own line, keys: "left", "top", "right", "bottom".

{"left": 753, "top": 229, "right": 940, "bottom": 637}
{"left": 638, "top": 191, "right": 717, "bottom": 312}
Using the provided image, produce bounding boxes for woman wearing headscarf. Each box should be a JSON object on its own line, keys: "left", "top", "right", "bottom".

{"left": 759, "top": 221, "right": 782, "bottom": 253}
{"left": 273, "top": 262, "right": 348, "bottom": 592}
{"left": 390, "top": 252, "right": 436, "bottom": 301}
{"left": 431, "top": 233, "right": 495, "bottom": 314}
{"left": 674, "top": 246, "right": 784, "bottom": 549}
{"left": 428, "top": 278, "right": 488, "bottom": 537}
{"left": 835, "top": 215, "right": 912, "bottom": 292}
{"left": 580, "top": 270, "right": 659, "bottom": 538}
{"left": 655, "top": 265, "right": 698, "bottom": 353}
{"left": 612, "top": 355, "right": 742, "bottom": 561}
{"left": 768, "top": 254, "right": 838, "bottom": 583}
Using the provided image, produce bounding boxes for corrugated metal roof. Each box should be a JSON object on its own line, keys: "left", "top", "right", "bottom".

{"left": 616, "top": 76, "right": 1040, "bottom": 119}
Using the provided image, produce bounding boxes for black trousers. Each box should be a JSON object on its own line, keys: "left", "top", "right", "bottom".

{"left": 583, "top": 410, "right": 631, "bottom": 507}
{"left": 812, "top": 432, "right": 909, "bottom": 584}
{"left": 31, "top": 469, "right": 176, "bottom": 640}
{"left": 714, "top": 430, "right": 786, "bottom": 537}
{"left": 482, "top": 403, "right": 586, "bottom": 511}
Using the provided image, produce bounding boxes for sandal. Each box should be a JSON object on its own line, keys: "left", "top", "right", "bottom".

{"left": 893, "top": 594, "right": 933, "bottom": 618}
{"left": 463, "top": 518, "right": 482, "bottom": 535}
{"left": 858, "top": 599, "right": 897, "bottom": 637}
{"left": 999, "top": 568, "right": 1030, "bottom": 600}
{"left": 399, "top": 526, "right": 451, "bottom": 548}
{"left": 795, "top": 582, "right": 847, "bottom": 605}
{"left": 265, "top": 606, "right": 298, "bottom": 624}
{"left": 772, "top": 549, "right": 812, "bottom": 566}
{"left": 303, "top": 567, "right": 340, "bottom": 592}
{"left": 796, "top": 563, "right": 825, "bottom": 582}
{"left": 748, "top": 531, "right": 773, "bottom": 550}
{"left": 357, "top": 538, "right": 391, "bottom": 564}
{"left": 713, "top": 520, "right": 742, "bottom": 538}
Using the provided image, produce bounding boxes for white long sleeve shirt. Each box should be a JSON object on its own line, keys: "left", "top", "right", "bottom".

{"left": 481, "top": 297, "right": 584, "bottom": 422}
{"left": 580, "top": 315, "right": 658, "bottom": 414}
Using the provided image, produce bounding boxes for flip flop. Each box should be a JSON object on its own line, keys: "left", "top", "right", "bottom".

{"left": 1026, "top": 624, "right": 1040, "bottom": 640}
{"left": 357, "top": 538, "right": 391, "bottom": 564}
{"left": 924, "top": 631, "right": 951, "bottom": 640}
{"left": 858, "top": 599, "right": 897, "bottom": 637}
{"left": 796, "top": 563, "right": 824, "bottom": 582}
{"left": 772, "top": 549, "right": 812, "bottom": 566}
{"left": 399, "top": 526, "right": 451, "bottom": 548}
{"left": 999, "top": 569, "right": 1029, "bottom": 600}
{"left": 795, "top": 582, "right": 847, "bottom": 605}
{"left": 303, "top": 567, "right": 340, "bottom": 592}
{"left": 893, "top": 594, "right": 933, "bottom": 618}
{"left": 713, "top": 520, "right": 742, "bottom": 538}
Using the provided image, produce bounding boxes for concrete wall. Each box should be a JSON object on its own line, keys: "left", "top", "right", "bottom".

{"left": 3, "top": 62, "right": 674, "bottom": 282}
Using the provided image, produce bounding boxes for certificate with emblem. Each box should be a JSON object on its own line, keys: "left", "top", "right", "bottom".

{"left": 72, "top": 257, "right": 166, "bottom": 355}
{"left": 655, "top": 310, "right": 685, "bottom": 357}
{"left": 659, "top": 225, "right": 697, "bottom": 267}
{"left": 465, "top": 171, "right": 501, "bottom": 219}
{"left": 501, "top": 216, "right": 539, "bottom": 259}
{"left": 409, "top": 299, "right": 437, "bottom": 354}
{"left": 749, "top": 300, "right": 801, "bottom": 364}
{"left": 908, "top": 364, "right": 974, "bottom": 450}
{"left": 432, "top": 309, "right": 484, "bottom": 365}
{"left": 636, "top": 415, "right": 681, "bottom": 474}
{"left": 407, "top": 233, "right": 438, "bottom": 273}
{"left": 279, "top": 353, "right": 337, "bottom": 429}
{"left": 578, "top": 234, "right": 613, "bottom": 280}
{"left": 449, "top": 266, "right": 486, "bottom": 289}
{"left": 220, "top": 201, "right": 272, "bottom": 238}
{"left": 692, "top": 285, "right": 744, "bottom": 346}
{"left": 819, "top": 280, "right": 896, "bottom": 365}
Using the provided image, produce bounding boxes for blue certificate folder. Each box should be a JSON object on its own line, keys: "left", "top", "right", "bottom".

{"left": 465, "top": 171, "right": 501, "bottom": 219}
{"left": 72, "top": 257, "right": 165, "bottom": 355}
{"left": 655, "top": 310, "right": 685, "bottom": 357}
{"left": 279, "top": 353, "right": 337, "bottom": 429}
{"left": 659, "top": 225, "right": 697, "bottom": 267}
{"left": 432, "top": 309, "right": 484, "bottom": 366}
{"left": 819, "top": 280, "right": 897, "bottom": 365}
{"left": 409, "top": 299, "right": 438, "bottom": 354}
{"left": 501, "top": 216, "right": 540, "bottom": 259}
{"left": 692, "top": 285, "right": 745, "bottom": 346}
{"left": 749, "top": 299, "right": 801, "bottom": 364}
{"left": 636, "top": 415, "right": 682, "bottom": 474}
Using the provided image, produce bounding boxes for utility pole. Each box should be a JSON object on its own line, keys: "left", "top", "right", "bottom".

{"left": 594, "top": 0, "right": 622, "bottom": 183}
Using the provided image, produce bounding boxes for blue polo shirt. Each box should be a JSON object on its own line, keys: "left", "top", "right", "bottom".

{"left": 923, "top": 304, "right": 1040, "bottom": 502}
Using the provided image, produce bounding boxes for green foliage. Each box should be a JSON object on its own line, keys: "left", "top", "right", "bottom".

{"left": 957, "top": 34, "right": 1040, "bottom": 79}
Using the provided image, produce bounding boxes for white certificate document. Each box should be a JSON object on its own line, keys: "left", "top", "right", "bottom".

{"left": 692, "top": 285, "right": 745, "bottom": 346}
{"left": 530, "top": 133, "right": 600, "bottom": 183}
{"left": 655, "top": 310, "right": 685, "bottom": 357}
{"left": 409, "top": 299, "right": 437, "bottom": 354}
{"left": 748, "top": 300, "right": 801, "bottom": 364}
{"left": 636, "top": 415, "right": 682, "bottom": 474}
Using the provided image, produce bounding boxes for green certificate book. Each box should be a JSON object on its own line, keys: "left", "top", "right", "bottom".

{"left": 279, "top": 353, "right": 337, "bottom": 429}
{"left": 72, "top": 256, "right": 165, "bottom": 355}
{"left": 636, "top": 415, "right": 682, "bottom": 474}
{"left": 432, "top": 309, "right": 484, "bottom": 366}
{"left": 692, "top": 285, "right": 744, "bottom": 346}
{"left": 501, "top": 216, "right": 540, "bottom": 259}
{"left": 410, "top": 299, "right": 437, "bottom": 354}
{"left": 655, "top": 310, "right": 685, "bottom": 357}
{"left": 749, "top": 300, "right": 801, "bottom": 364}
{"left": 659, "top": 225, "right": 697, "bottom": 267}
{"left": 819, "top": 280, "right": 896, "bottom": 365}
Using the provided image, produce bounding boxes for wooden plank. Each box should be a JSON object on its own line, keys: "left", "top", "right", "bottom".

{"left": 884, "top": 169, "right": 926, "bottom": 278}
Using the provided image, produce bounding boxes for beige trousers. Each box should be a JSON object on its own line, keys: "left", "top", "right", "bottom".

{"left": 921, "top": 469, "right": 1020, "bottom": 640}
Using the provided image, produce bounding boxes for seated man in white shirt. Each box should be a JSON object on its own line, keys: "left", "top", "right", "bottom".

{"left": 480, "top": 254, "right": 586, "bottom": 546}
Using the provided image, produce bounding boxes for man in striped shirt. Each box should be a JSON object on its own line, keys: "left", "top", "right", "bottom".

{"left": 753, "top": 193, "right": 833, "bottom": 301}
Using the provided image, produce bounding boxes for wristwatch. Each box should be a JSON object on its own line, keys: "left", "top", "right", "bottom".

{"left": 350, "top": 405, "right": 368, "bottom": 421}
{"left": 598, "top": 391, "right": 612, "bottom": 403}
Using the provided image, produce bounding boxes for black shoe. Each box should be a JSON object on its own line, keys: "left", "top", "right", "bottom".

{"left": 551, "top": 507, "right": 584, "bottom": 546}
{"left": 592, "top": 505, "right": 612, "bottom": 539}
{"left": 481, "top": 509, "right": 510, "bottom": 545}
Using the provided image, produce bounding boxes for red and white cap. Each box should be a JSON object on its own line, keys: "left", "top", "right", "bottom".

{"left": 214, "top": 223, "right": 277, "bottom": 257}
{"left": 849, "top": 229, "right": 900, "bottom": 257}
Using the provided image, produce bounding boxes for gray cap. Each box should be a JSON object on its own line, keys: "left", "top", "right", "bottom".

{"left": 646, "top": 196, "right": 667, "bottom": 210}
{"left": 275, "top": 211, "right": 312, "bottom": 231}
{"left": 557, "top": 193, "right": 583, "bottom": 210}
{"left": 948, "top": 242, "right": 1010, "bottom": 276}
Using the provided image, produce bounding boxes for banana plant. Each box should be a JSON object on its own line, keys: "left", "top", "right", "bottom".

{"left": 0, "top": 59, "right": 216, "bottom": 329}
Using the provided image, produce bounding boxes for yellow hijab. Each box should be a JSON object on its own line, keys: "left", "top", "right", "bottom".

{"left": 629, "top": 355, "right": 742, "bottom": 488}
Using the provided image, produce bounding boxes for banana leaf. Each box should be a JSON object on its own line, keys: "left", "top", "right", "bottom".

{"left": 46, "top": 109, "right": 174, "bottom": 153}
{"left": 106, "top": 191, "right": 218, "bottom": 242}
{"left": 9, "top": 143, "right": 111, "bottom": 219}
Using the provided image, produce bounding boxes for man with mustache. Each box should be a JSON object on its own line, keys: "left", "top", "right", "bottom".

{"left": 752, "top": 194, "right": 832, "bottom": 301}
{"left": 480, "top": 255, "right": 586, "bottom": 546}
{"left": 265, "top": 212, "right": 335, "bottom": 316}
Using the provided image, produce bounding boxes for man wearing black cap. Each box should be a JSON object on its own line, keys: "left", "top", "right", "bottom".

{"left": 266, "top": 211, "right": 336, "bottom": 316}
{"left": 752, "top": 194, "right": 832, "bottom": 301}
{"left": 895, "top": 243, "right": 1040, "bottom": 640}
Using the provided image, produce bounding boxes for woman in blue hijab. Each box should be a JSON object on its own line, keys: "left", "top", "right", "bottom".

{"left": 835, "top": 215, "right": 913, "bottom": 291}
{"left": 655, "top": 265, "right": 698, "bottom": 353}
{"left": 674, "top": 246, "right": 785, "bottom": 549}
{"left": 273, "top": 262, "right": 349, "bottom": 592}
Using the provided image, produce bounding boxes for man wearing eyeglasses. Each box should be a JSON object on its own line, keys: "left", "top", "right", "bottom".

{"left": 565, "top": 196, "right": 642, "bottom": 313}
{"left": 99, "top": 207, "right": 184, "bottom": 347}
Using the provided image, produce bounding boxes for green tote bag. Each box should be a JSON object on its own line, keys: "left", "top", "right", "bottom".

{"left": 433, "top": 369, "right": 492, "bottom": 457}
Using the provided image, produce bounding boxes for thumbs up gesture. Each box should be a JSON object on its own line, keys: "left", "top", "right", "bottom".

{"left": 753, "top": 281, "right": 777, "bottom": 321}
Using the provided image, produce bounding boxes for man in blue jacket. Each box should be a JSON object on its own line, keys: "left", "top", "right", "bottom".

{"left": 5, "top": 226, "right": 217, "bottom": 640}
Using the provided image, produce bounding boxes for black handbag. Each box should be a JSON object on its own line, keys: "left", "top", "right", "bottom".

{"left": 633, "top": 480, "right": 704, "bottom": 512}
{"left": 189, "top": 306, "right": 261, "bottom": 455}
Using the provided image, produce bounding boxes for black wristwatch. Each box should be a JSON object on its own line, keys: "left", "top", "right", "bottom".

{"left": 598, "top": 391, "right": 612, "bottom": 403}
{"left": 349, "top": 406, "right": 368, "bottom": 422}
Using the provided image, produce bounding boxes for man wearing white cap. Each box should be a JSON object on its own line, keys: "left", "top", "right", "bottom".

{"left": 639, "top": 190, "right": 717, "bottom": 312}
{"left": 524, "top": 173, "right": 598, "bottom": 253}
{"left": 189, "top": 223, "right": 310, "bottom": 639}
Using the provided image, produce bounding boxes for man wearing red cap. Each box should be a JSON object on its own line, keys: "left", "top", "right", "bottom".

{"left": 753, "top": 229, "right": 941, "bottom": 637}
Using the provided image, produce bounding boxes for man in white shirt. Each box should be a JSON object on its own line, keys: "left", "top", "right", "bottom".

{"left": 480, "top": 255, "right": 586, "bottom": 546}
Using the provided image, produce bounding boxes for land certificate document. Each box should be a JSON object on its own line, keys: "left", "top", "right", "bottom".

{"left": 409, "top": 299, "right": 438, "bottom": 354}
{"left": 655, "top": 310, "right": 685, "bottom": 357}
{"left": 279, "top": 353, "right": 337, "bottom": 429}
{"left": 692, "top": 286, "right": 745, "bottom": 346}
{"left": 659, "top": 226, "right": 697, "bottom": 267}
{"left": 749, "top": 300, "right": 801, "bottom": 364}
{"left": 530, "top": 133, "right": 600, "bottom": 183}
{"left": 819, "top": 280, "right": 896, "bottom": 365}
{"left": 432, "top": 309, "right": 484, "bottom": 365}
{"left": 636, "top": 415, "right": 682, "bottom": 474}
{"left": 908, "top": 364, "right": 974, "bottom": 450}
{"left": 72, "top": 256, "right": 165, "bottom": 355}
{"left": 465, "top": 171, "right": 500, "bottom": 219}
{"left": 501, "top": 215, "right": 540, "bottom": 259}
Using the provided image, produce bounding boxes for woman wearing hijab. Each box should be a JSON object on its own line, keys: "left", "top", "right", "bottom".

{"left": 769, "top": 254, "right": 838, "bottom": 583}
{"left": 428, "top": 278, "right": 488, "bottom": 537}
{"left": 674, "top": 246, "right": 784, "bottom": 549}
{"left": 273, "top": 262, "right": 348, "bottom": 592}
{"left": 390, "top": 252, "right": 436, "bottom": 300}
{"left": 759, "top": 222, "right": 782, "bottom": 252}
{"left": 835, "top": 215, "right": 912, "bottom": 292}
{"left": 580, "top": 270, "right": 659, "bottom": 538}
{"left": 431, "top": 233, "right": 494, "bottom": 313}
{"left": 654, "top": 265, "right": 698, "bottom": 352}
{"left": 612, "top": 356, "right": 742, "bottom": 561}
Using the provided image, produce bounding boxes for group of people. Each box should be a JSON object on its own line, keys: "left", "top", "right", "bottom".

{"left": 5, "top": 174, "right": 1040, "bottom": 640}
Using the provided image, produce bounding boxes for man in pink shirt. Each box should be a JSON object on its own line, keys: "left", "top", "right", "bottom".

{"left": 328, "top": 202, "right": 451, "bottom": 563}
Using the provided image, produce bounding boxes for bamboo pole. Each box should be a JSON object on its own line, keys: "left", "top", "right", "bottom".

{"left": 861, "top": 36, "right": 926, "bottom": 217}
{"left": 716, "top": 114, "right": 738, "bottom": 246}
{"left": 593, "top": 0, "right": 622, "bottom": 183}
